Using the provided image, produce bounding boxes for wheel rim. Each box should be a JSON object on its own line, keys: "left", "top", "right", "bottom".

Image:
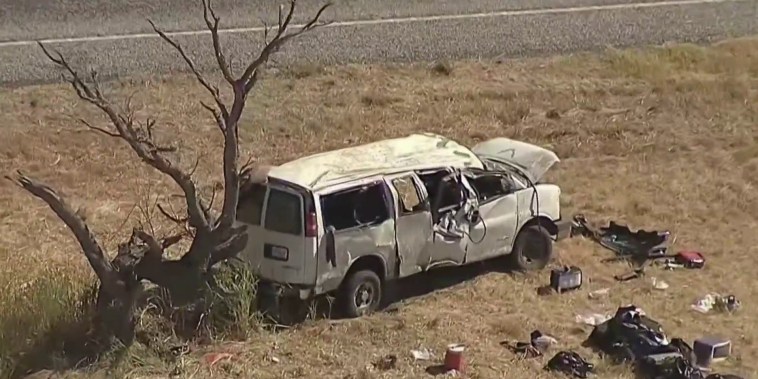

{"left": 523, "top": 229, "right": 548, "bottom": 264}
{"left": 354, "top": 282, "right": 376, "bottom": 312}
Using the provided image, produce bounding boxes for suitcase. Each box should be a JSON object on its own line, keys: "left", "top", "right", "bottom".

{"left": 550, "top": 266, "right": 583, "bottom": 293}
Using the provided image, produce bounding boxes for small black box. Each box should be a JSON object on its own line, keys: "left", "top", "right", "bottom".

{"left": 550, "top": 266, "right": 583, "bottom": 293}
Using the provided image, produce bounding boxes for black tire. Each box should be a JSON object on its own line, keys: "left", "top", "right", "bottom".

{"left": 338, "top": 269, "right": 382, "bottom": 318}
{"left": 510, "top": 224, "right": 554, "bottom": 271}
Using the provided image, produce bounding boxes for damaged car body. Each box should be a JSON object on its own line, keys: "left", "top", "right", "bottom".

{"left": 234, "top": 133, "right": 572, "bottom": 319}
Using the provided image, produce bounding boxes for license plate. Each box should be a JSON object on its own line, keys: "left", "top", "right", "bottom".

{"left": 265, "top": 244, "right": 289, "bottom": 261}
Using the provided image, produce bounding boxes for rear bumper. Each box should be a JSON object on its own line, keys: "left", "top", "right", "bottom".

{"left": 554, "top": 218, "right": 573, "bottom": 241}
{"left": 258, "top": 280, "right": 313, "bottom": 300}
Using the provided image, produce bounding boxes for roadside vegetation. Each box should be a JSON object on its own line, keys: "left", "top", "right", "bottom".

{"left": 1, "top": 34, "right": 757, "bottom": 378}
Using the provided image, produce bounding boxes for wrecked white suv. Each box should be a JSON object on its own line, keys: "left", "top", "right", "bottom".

{"left": 235, "top": 133, "right": 571, "bottom": 318}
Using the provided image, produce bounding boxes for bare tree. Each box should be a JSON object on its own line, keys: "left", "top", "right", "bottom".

{"left": 7, "top": 0, "right": 330, "bottom": 347}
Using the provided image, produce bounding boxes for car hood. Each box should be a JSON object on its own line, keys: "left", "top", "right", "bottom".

{"left": 471, "top": 137, "right": 560, "bottom": 183}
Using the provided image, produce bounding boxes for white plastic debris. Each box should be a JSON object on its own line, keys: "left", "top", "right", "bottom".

{"left": 575, "top": 312, "right": 612, "bottom": 326}
{"left": 411, "top": 348, "right": 434, "bottom": 361}
{"left": 532, "top": 334, "right": 558, "bottom": 351}
{"left": 588, "top": 288, "right": 610, "bottom": 299}
{"left": 691, "top": 294, "right": 716, "bottom": 313}
{"left": 651, "top": 277, "right": 669, "bottom": 290}
{"left": 691, "top": 293, "right": 740, "bottom": 314}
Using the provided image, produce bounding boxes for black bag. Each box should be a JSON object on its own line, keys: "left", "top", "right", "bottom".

{"left": 545, "top": 351, "right": 594, "bottom": 378}
{"left": 638, "top": 355, "right": 705, "bottom": 379}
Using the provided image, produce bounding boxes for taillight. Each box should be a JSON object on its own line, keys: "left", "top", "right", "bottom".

{"left": 305, "top": 211, "right": 318, "bottom": 237}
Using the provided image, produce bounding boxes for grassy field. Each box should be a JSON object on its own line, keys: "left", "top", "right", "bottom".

{"left": 1, "top": 37, "right": 757, "bottom": 378}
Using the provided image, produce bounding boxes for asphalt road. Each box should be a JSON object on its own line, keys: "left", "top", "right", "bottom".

{"left": 0, "top": 0, "right": 756, "bottom": 85}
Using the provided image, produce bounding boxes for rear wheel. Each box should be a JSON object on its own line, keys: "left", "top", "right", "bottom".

{"left": 510, "top": 224, "right": 554, "bottom": 271}
{"left": 338, "top": 270, "right": 382, "bottom": 318}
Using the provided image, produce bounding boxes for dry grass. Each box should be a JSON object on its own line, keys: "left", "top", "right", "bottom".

{"left": 2, "top": 36, "right": 758, "bottom": 378}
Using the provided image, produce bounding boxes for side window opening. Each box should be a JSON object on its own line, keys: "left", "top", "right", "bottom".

{"left": 264, "top": 188, "right": 303, "bottom": 235}
{"left": 470, "top": 174, "right": 511, "bottom": 202}
{"left": 236, "top": 183, "right": 267, "bottom": 225}
{"left": 321, "top": 182, "right": 391, "bottom": 231}
{"left": 392, "top": 176, "right": 425, "bottom": 214}
{"left": 418, "top": 169, "right": 463, "bottom": 214}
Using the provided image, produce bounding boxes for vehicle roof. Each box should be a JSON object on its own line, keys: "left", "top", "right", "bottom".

{"left": 267, "top": 133, "right": 485, "bottom": 191}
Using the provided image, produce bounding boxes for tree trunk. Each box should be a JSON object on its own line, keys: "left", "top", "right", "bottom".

{"left": 93, "top": 283, "right": 142, "bottom": 347}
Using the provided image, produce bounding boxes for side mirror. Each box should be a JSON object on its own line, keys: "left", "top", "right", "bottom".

{"left": 325, "top": 225, "right": 337, "bottom": 267}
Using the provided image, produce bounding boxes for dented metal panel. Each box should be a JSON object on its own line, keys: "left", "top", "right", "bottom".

{"left": 465, "top": 192, "right": 519, "bottom": 262}
{"left": 268, "top": 133, "right": 485, "bottom": 191}
{"left": 395, "top": 212, "right": 433, "bottom": 277}
{"left": 314, "top": 218, "right": 397, "bottom": 294}
{"left": 385, "top": 173, "right": 435, "bottom": 278}
{"left": 515, "top": 184, "right": 562, "bottom": 231}
{"left": 472, "top": 137, "right": 560, "bottom": 184}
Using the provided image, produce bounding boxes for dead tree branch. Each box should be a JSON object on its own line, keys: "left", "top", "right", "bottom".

{"left": 149, "top": 0, "right": 330, "bottom": 266}
{"left": 6, "top": 172, "right": 126, "bottom": 298}
{"left": 39, "top": 43, "right": 210, "bottom": 233}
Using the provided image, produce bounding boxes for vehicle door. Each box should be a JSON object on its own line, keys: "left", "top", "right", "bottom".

{"left": 464, "top": 171, "right": 519, "bottom": 262}
{"left": 426, "top": 170, "right": 469, "bottom": 267}
{"left": 384, "top": 172, "right": 433, "bottom": 278}
{"left": 236, "top": 183, "right": 310, "bottom": 285}
{"left": 316, "top": 180, "right": 397, "bottom": 292}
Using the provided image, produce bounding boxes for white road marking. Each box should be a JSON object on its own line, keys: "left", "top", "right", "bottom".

{"left": 0, "top": 0, "right": 743, "bottom": 48}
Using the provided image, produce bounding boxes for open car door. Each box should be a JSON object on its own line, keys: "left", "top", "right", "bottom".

{"left": 385, "top": 173, "right": 434, "bottom": 277}
{"left": 426, "top": 170, "right": 475, "bottom": 267}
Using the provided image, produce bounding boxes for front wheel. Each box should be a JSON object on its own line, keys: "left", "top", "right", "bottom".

{"left": 338, "top": 270, "right": 382, "bottom": 318}
{"left": 510, "top": 224, "right": 554, "bottom": 271}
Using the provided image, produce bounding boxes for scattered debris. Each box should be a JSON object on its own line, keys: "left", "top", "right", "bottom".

{"left": 575, "top": 312, "right": 612, "bottom": 326}
{"left": 694, "top": 337, "right": 731, "bottom": 368}
{"left": 425, "top": 365, "right": 460, "bottom": 377}
{"left": 673, "top": 251, "right": 706, "bottom": 269}
{"left": 411, "top": 347, "right": 435, "bottom": 361}
{"left": 443, "top": 344, "right": 466, "bottom": 373}
{"left": 582, "top": 305, "right": 726, "bottom": 378}
{"left": 651, "top": 277, "right": 670, "bottom": 290}
{"left": 372, "top": 354, "right": 398, "bottom": 371}
{"left": 550, "top": 266, "right": 583, "bottom": 293}
{"left": 531, "top": 330, "right": 559, "bottom": 352}
{"left": 691, "top": 294, "right": 741, "bottom": 314}
{"left": 614, "top": 267, "right": 646, "bottom": 282}
{"left": 572, "top": 214, "right": 671, "bottom": 259}
{"left": 503, "top": 330, "right": 558, "bottom": 358}
{"left": 544, "top": 351, "right": 595, "bottom": 378}
{"left": 656, "top": 251, "right": 707, "bottom": 271}
{"left": 588, "top": 288, "right": 610, "bottom": 299}
{"left": 503, "top": 340, "right": 542, "bottom": 358}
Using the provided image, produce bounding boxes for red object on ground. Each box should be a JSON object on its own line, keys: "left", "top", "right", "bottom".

{"left": 676, "top": 251, "right": 705, "bottom": 268}
{"left": 444, "top": 344, "right": 466, "bottom": 373}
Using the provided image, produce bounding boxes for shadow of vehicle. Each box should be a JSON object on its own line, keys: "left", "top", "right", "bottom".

{"left": 269, "top": 256, "right": 517, "bottom": 325}
{"left": 384, "top": 257, "right": 513, "bottom": 306}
